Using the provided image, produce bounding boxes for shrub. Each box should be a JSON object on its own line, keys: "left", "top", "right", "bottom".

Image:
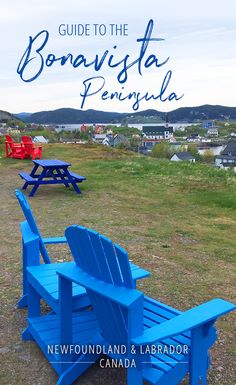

{"left": 151, "top": 142, "right": 175, "bottom": 159}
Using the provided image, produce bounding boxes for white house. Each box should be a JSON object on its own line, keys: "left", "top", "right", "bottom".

{"left": 171, "top": 152, "right": 195, "bottom": 163}
{"left": 33, "top": 136, "right": 48, "bottom": 143}
{"left": 143, "top": 125, "right": 173, "bottom": 140}
{"left": 215, "top": 140, "right": 236, "bottom": 170}
{"left": 142, "top": 125, "right": 174, "bottom": 150}
{"left": 207, "top": 127, "right": 219, "bottom": 137}
{"left": 215, "top": 155, "right": 236, "bottom": 169}
{"left": 93, "top": 134, "right": 107, "bottom": 144}
{"left": 186, "top": 134, "right": 201, "bottom": 143}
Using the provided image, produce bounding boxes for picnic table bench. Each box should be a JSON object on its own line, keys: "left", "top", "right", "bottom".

{"left": 19, "top": 159, "right": 86, "bottom": 197}
{"left": 19, "top": 172, "right": 36, "bottom": 183}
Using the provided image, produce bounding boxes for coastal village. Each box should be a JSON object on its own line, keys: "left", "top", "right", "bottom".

{"left": 1, "top": 110, "right": 236, "bottom": 171}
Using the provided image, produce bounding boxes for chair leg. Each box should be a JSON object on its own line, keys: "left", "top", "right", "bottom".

{"left": 22, "top": 283, "right": 41, "bottom": 341}
{"left": 190, "top": 375, "right": 207, "bottom": 385}
{"left": 18, "top": 294, "right": 28, "bottom": 308}
{"left": 22, "top": 327, "right": 34, "bottom": 341}
{"left": 56, "top": 353, "right": 101, "bottom": 385}
{"left": 19, "top": 234, "right": 40, "bottom": 307}
{"left": 28, "top": 283, "right": 40, "bottom": 318}
{"left": 190, "top": 327, "right": 208, "bottom": 385}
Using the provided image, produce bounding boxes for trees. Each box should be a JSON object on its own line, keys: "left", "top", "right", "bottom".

{"left": 151, "top": 142, "right": 175, "bottom": 159}
{"left": 187, "top": 144, "right": 201, "bottom": 161}
{"left": 202, "top": 149, "right": 214, "bottom": 163}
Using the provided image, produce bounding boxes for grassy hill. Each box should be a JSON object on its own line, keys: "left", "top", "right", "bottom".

{"left": 0, "top": 143, "right": 235, "bottom": 385}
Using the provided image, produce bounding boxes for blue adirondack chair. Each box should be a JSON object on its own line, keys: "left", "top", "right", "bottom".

{"left": 51, "top": 225, "right": 234, "bottom": 385}
{"left": 16, "top": 189, "right": 150, "bottom": 313}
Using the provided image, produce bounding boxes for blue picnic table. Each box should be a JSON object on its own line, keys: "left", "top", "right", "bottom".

{"left": 19, "top": 159, "right": 86, "bottom": 197}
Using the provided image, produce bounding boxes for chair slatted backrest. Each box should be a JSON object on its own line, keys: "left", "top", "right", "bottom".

{"left": 21, "top": 136, "right": 34, "bottom": 156}
{"left": 5, "top": 134, "right": 14, "bottom": 144}
{"left": 5, "top": 135, "right": 19, "bottom": 150}
{"left": 65, "top": 225, "right": 143, "bottom": 347}
{"left": 21, "top": 135, "right": 33, "bottom": 144}
{"left": 15, "top": 189, "right": 51, "bottom": 264}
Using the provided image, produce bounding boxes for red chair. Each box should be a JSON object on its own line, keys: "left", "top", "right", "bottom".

{"left": 21, "top": 136, "right": 42, "bottom": 160}
{"left": 5, "top": 135, "right": 25, "bottom": 159}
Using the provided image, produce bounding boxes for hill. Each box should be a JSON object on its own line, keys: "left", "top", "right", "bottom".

{"left": 0, "top": 110, "right": 13, "bottom": 122}
{"left": 168, "top": 105, "right": 236, "bottom": 122}
{"left": 14, "top": 112, "right": 32, "bottom": 120}
{"left": 13, "top": 105, "right": 236, "bottom": 124}
{"left": 15, "top": 108, "right": 128, "bottom": 124}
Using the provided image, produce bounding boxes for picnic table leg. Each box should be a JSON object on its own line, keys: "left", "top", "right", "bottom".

{"left": 30, "top": 164, "right": 39, "bottom": 177}
{"left": 64, "top": 169, "right": 82, "bottom": 194}
{"left": 29, "top": 183, "right": 40, "bottom": 197}
{"left": 70, "top": 179, "right": 82, "bottom": 194}
{"left": 22, "top": 181, "right": 29, "bottom": 190}
{"left": 55, "top": 168, "right": 70, "bottom": 188}
{"left": 29, "top": 168, "right": 47, "bottom": 197}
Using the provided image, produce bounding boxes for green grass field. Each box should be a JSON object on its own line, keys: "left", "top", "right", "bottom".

{"left": 0, "top": 143, "right": 235, "bottom": 385}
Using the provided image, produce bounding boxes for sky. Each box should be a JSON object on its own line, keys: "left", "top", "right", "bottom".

{"left": 0, "top": 0, "right": 235, "bottom": 114}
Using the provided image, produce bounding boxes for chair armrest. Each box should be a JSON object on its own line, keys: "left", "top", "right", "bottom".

{"left": 132, "top": 298, "right": 236, "bottom": 345}
{"left": 43, "top": 236, "right": 67, "bottom": 244}
{"left": 57, "top": 264, "right": 143, "bottom": 308}
{"left": 130, "top": 262, "right": 150, "bottom": 281}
